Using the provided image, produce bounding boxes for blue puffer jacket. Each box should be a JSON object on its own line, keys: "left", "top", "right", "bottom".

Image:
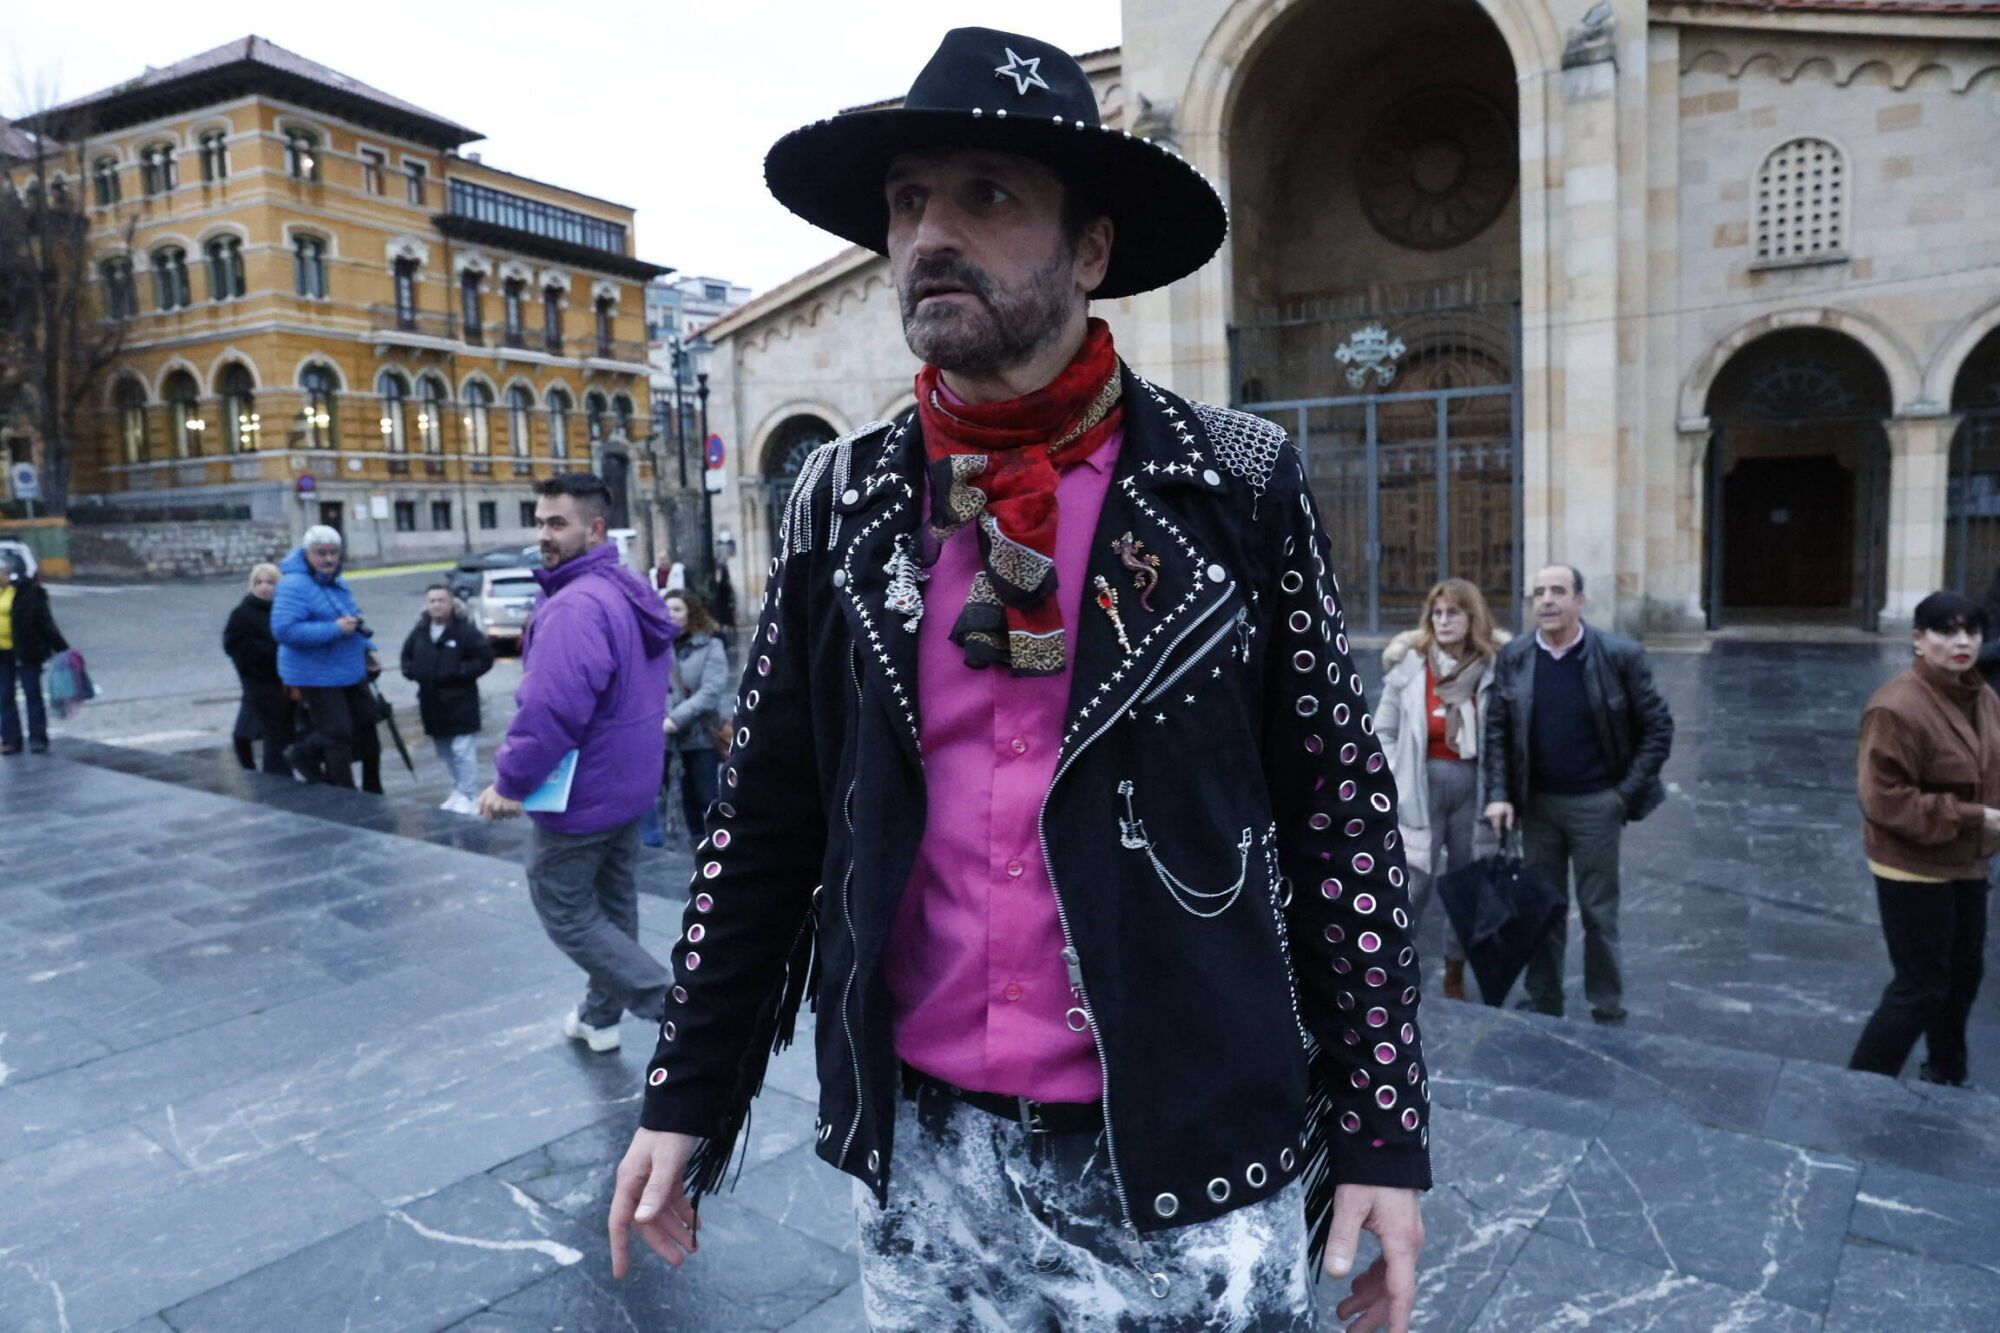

{"left": 270, "top": 547, "right": 375, "bottom": 687}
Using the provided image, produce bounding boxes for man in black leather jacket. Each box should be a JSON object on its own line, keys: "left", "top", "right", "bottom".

{"left": 1482, "top": 565, "right": 1674, "bottom": 1023}
{"left": 606, "top": 29, "right": 1429, "bottom": 1332}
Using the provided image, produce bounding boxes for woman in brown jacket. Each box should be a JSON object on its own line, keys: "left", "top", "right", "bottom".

{"left": 1850, "top": 590, "right": 2000, "bottom": 1086}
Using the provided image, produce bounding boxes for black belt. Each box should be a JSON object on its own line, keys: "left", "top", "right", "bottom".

{"left": 900, "top": 1063, "right": 1103, "bottom": 1134}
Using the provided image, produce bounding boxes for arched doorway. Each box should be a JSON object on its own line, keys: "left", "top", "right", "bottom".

{"left": 760, "top": 414, "right": 839, "bottom": 555}
{"left": 1223, "top": 0, "right": 1522, "bottom": 631}
{"left": 1703, "top": 329, "right": 1892, "bottom": 630}
{"left": 1946, "top": 329, "right": 2000, "bottom": 597}
{"left": 600, "top": 449, "right": 632, "bottom": 529}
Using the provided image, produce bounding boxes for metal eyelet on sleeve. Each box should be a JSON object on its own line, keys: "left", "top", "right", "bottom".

{"left": 1154, "top": 1192, "right": 1180, "bottom": 1219}
{"left": 1245, "top": 1162, "right": 1268, "bottom": 1188}
{"left": 1279, "top": 1148, "right": 1296, "bottom": 1172}
{"left": 1207, "top": 1177, "right": 1231, "bottom": 1203}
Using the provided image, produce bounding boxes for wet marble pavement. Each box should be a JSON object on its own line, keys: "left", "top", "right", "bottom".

{"left": 2, "top": 640, "right": 1998, "bottom": 1330}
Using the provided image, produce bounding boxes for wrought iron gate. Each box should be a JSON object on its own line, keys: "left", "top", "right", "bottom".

{"left": 1229, "top": 281, "right": 1523, "bottom": 634}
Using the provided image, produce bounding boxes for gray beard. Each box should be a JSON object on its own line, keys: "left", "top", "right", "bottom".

{"left": 899, "top": 249, "right": 1074, "bottom": 377}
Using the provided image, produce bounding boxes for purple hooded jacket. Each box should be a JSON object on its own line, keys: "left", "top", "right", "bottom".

{"left": 493, "top": 542, "right": 677, "bottom": 834}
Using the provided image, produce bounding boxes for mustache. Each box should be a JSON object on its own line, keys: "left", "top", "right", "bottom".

{"left": 900, "top": 256, "right": 996, "bottom": 317}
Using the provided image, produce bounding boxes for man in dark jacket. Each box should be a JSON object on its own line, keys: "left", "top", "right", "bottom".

{"left": 1482, "top": 564, "right": 1674, "bottom": 1023}
{"left": 401, "top": 585, "right": 496, "bottom": 814}
{"left": 0, "top": 553, "right": 66, "bottom": 755}
{"left": 609, "top": 30, "right": 1427, "bottom": 1333}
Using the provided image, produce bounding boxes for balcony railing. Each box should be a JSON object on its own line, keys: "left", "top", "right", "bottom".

{"left": 589, "top": 338, "right": 650, "bottom": 365}
{"left": 368, "top": 305, "right": 457, "bottom": 342}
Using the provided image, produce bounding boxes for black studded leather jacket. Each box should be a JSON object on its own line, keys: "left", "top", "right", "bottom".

{"left": 641, "top": 365, "right": 1432, "bottom": 1264}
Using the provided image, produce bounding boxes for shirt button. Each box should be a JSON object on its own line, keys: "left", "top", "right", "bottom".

{"left": 1006, "top": 859, "right": 1025, "bottom": 878}
{"left": 1004, "top": 982, "right": 1023, "bottom": 1002}
{"left": 1206, "top": 563, "right": 1227, "bottom": 584}
{"left": 831, "top": 569, "right": 847, "bottom": 588}
{"left": 1009, "top": 736, "right": 1028, "bottom": 755}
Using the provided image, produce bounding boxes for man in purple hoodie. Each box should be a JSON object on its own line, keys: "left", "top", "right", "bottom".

{"left": 478, "top": 473, "right": 680, "bottom": 1052}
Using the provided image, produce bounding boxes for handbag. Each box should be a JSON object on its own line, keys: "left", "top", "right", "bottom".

{"left": 44, "top": 648, "right": 99, "bottom": 720}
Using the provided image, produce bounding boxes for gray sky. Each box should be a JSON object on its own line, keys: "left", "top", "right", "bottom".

{"left": 5, "top": 1, "right": 1122, "bottom": 296}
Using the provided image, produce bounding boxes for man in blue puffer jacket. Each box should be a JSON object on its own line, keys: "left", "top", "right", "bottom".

{"left": 272, "top": 524, "right": 384, "bottom": 792}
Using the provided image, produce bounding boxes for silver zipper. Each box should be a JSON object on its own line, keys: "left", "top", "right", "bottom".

{"left": 835, "top": 649, "right": 866, "bottom": 1168}
{"left": 1035, "top": 583, "right": 1236, "bottom": 1283}
{"left": 1137, "top": 605, "right": 1248, "bottom": 706}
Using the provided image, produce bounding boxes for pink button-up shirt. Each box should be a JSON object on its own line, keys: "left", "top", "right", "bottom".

{"left": 883, "top": 430, "right": 1121, "bottom": 1103}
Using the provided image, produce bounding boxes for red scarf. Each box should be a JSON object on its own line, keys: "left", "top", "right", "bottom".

{"left": 916, "top": 318, "right": 1124, "bottom": 676}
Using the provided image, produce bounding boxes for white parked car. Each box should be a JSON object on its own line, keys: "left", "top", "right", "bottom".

{"left": 475, "top": 567, "right": 540, "bottom": 649}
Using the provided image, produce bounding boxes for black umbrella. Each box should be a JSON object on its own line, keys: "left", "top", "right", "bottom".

{"left": 1435, "top": 836, "right": 1566, "bottom": 1007}
{"left": 369, "top": 682, "right": 418, "bottom": 779}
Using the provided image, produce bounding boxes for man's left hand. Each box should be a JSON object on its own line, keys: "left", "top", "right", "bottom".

{"left": 1325, "top": 1184, "right": 1423, "bottom": 1333}
{"left": 476, "top": 785, "right": 523, "bottom": 820}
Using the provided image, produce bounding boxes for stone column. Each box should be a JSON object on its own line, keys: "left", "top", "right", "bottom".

{"left": 1554, "top": 6, "right": 1621, "bottom": 606}
{"left": 1882, "top": 412, "right": 1961, "bottom": 621}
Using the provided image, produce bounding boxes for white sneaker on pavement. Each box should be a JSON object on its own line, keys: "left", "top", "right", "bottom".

{"left": 562, "top": 1008, "right": 621, "bottom": 1053}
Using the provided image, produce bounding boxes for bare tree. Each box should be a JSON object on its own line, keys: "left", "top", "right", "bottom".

{"left": 0, "top": 109, "right": 134, "bottom": 514}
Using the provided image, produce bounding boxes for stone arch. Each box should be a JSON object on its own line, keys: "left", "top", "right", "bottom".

{"left": 1681, "top": 308, "right": 1925, "bottom": 424}
{"left": 203, "top": 347, "right": 261, "bottom": 392}
{"left": 292, "top": 355, "right": 347, "bottom": 391}
{"left": 754, "top": 403, "right": 852, "bottom": 476}
{"left": 1926, "top": 297, "right": 2000, "bottom": 408}
{"left": 152, "top": 355, "right": 203, "bottom": 400}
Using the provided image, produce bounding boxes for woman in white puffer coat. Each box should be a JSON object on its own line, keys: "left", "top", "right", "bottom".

{"left": 1375, "top": 579, "right": 1507, "bottom": 1000}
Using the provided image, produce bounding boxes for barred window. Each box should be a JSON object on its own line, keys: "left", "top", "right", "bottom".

{"left": 1755, "top": 138, "right": 1846, "bottom": 266}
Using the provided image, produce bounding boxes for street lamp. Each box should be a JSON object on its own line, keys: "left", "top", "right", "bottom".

{"left": 697, "top": 370, "right": 714, "bottom": 595}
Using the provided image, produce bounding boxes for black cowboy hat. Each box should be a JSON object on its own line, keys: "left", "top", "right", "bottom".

{"left": 763, "top": 27, "right": 1227, "bottom": 300}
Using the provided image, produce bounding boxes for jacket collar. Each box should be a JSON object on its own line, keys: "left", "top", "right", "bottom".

{"left": 830, "top": 366, "right": 1236, "bottom": 767}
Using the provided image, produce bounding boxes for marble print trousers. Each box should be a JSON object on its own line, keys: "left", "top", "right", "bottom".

{"left": 855, "top": 1083, "right": 1316, "bottom": 1332}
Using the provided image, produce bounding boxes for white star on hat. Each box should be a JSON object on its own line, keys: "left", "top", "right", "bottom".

{"left": 993, "top": 48, "right": 1050, "bottom": 97}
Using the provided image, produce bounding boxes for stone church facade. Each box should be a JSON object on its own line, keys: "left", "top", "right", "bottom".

{"left": 704, "top": 0, "right": 2000, "bottom": 635}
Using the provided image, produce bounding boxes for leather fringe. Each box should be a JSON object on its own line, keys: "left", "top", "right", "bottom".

{"left": 682, "top": 909, "right": 821, "bottom": 1207}
{"left": 1299, "top": 1039, "right": 1339, "bottom": 1278}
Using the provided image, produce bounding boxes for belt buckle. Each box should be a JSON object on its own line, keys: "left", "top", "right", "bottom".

{"left": 1017, "top": 1095, "right": 1049, "bottom": 1134}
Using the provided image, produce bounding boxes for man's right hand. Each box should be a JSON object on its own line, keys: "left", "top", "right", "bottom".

{"left": 336, "top": 616, "right": 361, "bottom": 634}
{"left": 1484, "top": 801, "right": 1515, "bottom": 834}
{"left": 609, "top": 1129, "right": 701, "bottom": 1277}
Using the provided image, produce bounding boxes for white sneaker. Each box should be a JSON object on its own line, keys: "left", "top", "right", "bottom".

{"left": 438, "top": 794, "right": 462, "bottom": 811}
{"left": 562, "top": 1008, "right": 621, "bottom": 1053}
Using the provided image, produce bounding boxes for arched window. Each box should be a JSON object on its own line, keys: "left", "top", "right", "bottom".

{"left": 417, "top": 375, "right": 447, "bottom": 454}
{"left": 392, "top": 257, "right": 420, "bottom": 328}
{"left": 546, "top": 388, "right": 572, "bottom": 459}
{"left": 612, "top": 393, "right": 635, "bottom": 440}
{"left": 503, "top": 278, "right": 526, "bottom": 347}
{"left": 285, "top": 129, "right": 320, "bottom": 181}
{"left": 507, "top": 385, "right": 535, "bottom": 458}
{"left": 151, "top": 246, "right": 191, "bottom": 310}
{"left": 543, "top": 285, "right": 564, "bottom": 352}
{"left": 377, "top": 370, "right": 410, "bottom": 454}
{"left": 1755, "top": 138, "right": 1847, "bottom": 267}
{"left": 204, "top": 236, "right": 245, "bottom": 301}
{"left": 219, "top": 363, "right": 258, "bottom": 452}
{"left": 300, "top": 364, "right": 338, "bottom": 449}
{"left": 100, "top": 258, "right": 136, "bottom": 320}
{"left": 585, "top": 390, "right": 608, "bottom": 443}
{"left": 460, "top": 271, "right": 484, "bottom": 342}
{"left": 463, "top": 382, "right": 494, "bottom": 456}
{"left": 293, "top": 234, "right": 328, "bottom": 298}
{"left": 198, "top": 131, "right": 229, "bottom": 182}
{"left": 115, "top": 377, "right": 150, "bottom": 463}
{"left": 139, "top": 143, "right": 177, "bottom": 195}
{"left": 92, "top": 156, "right": 120, "bottom": 206}
{"left": 594, "top": 295, "right": 615, "bottom": 356}
{"left": 163, "top": 370, "right": 203, "bottom": 458}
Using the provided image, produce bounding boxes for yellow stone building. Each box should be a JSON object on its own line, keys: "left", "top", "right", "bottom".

{"left": 17, "top": 36, "right": 669, "bottom": 562}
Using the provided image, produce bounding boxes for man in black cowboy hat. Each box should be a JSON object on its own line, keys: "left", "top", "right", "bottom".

{"left": 608, "top": 28, "right": 1428, "bottom": 1331}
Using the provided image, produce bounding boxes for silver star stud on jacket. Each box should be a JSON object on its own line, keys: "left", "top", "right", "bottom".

{"left": 994, "top": 48, "right": 1050, "bottom": 96}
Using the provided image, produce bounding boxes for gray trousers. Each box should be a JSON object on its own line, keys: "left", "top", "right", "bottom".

{"left": 857, "top": 1087, "right": 1315, "bottom": 1331}
{"left": 1407, "top": 757, "right": 1476, "bottom": 964}
{"left": 431, "top": 733, "right": 481, "bottom": 800}
{"left": 1520, "top": 788, "right": 1625, "bottom": 1015}
{"left": 526, "top": 819, "right": 669, "bottom": 1028}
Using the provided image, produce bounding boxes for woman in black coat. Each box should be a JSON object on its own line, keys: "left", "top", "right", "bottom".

{"left": 222, "top": 562, "right": 294, "bottom": 776}
{"left": 1, "top": 554, "right": 68, "bottom": 755}
{"left": 400, "top": 584, "right": 495, "bottom": 813}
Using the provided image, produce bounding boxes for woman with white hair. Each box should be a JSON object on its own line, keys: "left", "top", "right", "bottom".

{"left": 271, "top": 524, "right": 383, "bottom": 792}
{"left": 222, "top": 561, "right": 294, "bottom": 776}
